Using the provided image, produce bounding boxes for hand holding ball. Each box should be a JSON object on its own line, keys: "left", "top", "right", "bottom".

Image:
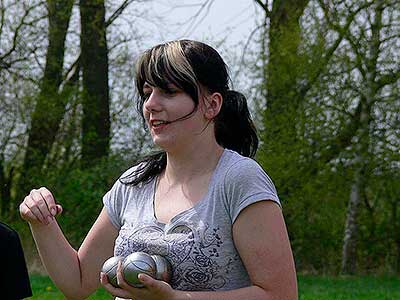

{"left": 101, "top": 256, "right": 123, "bottom": 288}
{"left": 151, "top": 254, "right": 172, "bottom": 282}
{"left": 122, "top": 252, "right": 157, "bottom": 287}
{"left": 102, "top": 252, "right": 172, "bottom": 288}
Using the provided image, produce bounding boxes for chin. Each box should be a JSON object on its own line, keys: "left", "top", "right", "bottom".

{"left": 152, "top": 137, "right": 176, "bottom": 151}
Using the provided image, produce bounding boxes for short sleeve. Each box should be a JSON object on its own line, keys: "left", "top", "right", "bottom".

{"left": 102, "top": 178, "right": 125, "bottom": 230}
{"left": 224, "top": 158, "right": 281, "bottom": 224}
{"left": 103, "top": 163, "right": 147, "bottom": 229}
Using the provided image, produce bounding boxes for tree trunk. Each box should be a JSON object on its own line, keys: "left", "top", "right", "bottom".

{"left": 266, "top": 0, "right": 309, "bottom": 112}
{"left": 256, "top": 0, "right": 309, "bottom": 197}
{"left": 18, "top": 0, "right": 73, "bottom": 197}
{"left": 341, "top": 169, "right": 363, "bottom": 274}
{"left": 79, "top": 0, "right": 110, "bottom": 166}
{"left": 341, "top": 0, "right": 383, "bottom": 274}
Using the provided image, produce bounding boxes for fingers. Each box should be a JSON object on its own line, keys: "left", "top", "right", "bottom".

{"left": 19, "top": 202, "right": 39, "bottom": 223}
{"left": 30, "top": 189, "right": 51, "bottom": 222}
{"left": 55, "top": 204, "right": 63, "bottom": 215}
{"left": 116, "top": 261, "right": 129, "bottom": 289}
{"left": 138, "top": 273, "right": 172, "bottom": 294}
{"left": 100, "top": 261, "right": 175, "bottom": 299}
{"left": 100, "top": 271, "right": 132, "bottom": 299}
{"left": 19, "top": 187, "right": 61, "bottom": 225}
{"left": 38, "top": 187, "right": 58, "bottom": 216}
{"left": 138, "top": 273, "right": 157, "bottom": 288}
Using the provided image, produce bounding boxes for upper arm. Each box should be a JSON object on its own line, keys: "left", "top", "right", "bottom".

{"left": 232, "top": 201, "right": 298, "bottom": 300}
{"left": 77, "top": 207, "right": 119, "bottom": 294}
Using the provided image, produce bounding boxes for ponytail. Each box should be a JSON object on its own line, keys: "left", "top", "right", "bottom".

{"left": 215, "top": 90, "right": 258, "bottom": 158}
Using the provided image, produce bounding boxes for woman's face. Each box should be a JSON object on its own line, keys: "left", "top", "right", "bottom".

{"left": 142, "top": 82, "right": 206, "bottom": 150}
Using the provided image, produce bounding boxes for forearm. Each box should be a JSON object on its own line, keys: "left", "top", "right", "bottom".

{"left": 30, "top": 221, "right": 91, "bottom": 299}
{"left": 176, "top": 285, "right": 296, "bottom": 300}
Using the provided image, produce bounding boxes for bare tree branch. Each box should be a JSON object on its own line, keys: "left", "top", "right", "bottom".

{"left": 254, "top": 0, "right": 271, "bottom": 17}
{"left": 345, "top": 31, "right": 368, "bottom": 80}
{"left": 181, "top": 0, "right": 215, "bottom": 36}
{"left": 233, "top": 23, "right": 264, "bottom": 80}
{"left": 2, "top": 66, "right": 40, "bottom": 85}
{"left": 105, "top": 0, "right": 137, "bottom": 27}
{"left": 0, "top": 0, "right": 5, "bottom": 38}
{"left": 298, "top": 0, "right": 375, "bottom": 100}
{"left": 60, "top": 0, "right": 137, "bottom": 90}
{"left": 0, "top": 1, "right": 45, "bottom": 61}
{"left": 376, "top": 70, "right": 400, "bottom": 90}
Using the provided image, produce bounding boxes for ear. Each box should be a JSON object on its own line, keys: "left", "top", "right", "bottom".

{"left": 203, "top": 92, "right": 223, "bottom": 120}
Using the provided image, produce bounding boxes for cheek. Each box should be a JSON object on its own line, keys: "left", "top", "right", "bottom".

{"left": 143, "top": 107, "right": 150, "bottom": 122}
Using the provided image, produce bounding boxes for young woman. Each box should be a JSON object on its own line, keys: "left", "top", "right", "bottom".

{"left": 20, "top": 40, "right": 298, "bottom": 300}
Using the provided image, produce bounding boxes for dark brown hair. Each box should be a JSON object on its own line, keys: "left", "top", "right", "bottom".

{"left": 122, "top": 40, "right": 258, "bottom": 186}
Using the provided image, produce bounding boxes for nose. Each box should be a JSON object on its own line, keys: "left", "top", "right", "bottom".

{"left": 143, "top": 90, "right": 162, "bottom": 113}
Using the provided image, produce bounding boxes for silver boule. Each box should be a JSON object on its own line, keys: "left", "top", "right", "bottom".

{"left": 122, "top": 252, "right": 156, "bottom": 288}
{"left": 101, "top": 256, "right": 123, "bottom": 288}
{"left": 151, "top": 255, "right": 172, "bottom": 282}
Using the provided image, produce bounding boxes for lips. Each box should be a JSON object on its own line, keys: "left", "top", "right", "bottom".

{"left": 151, "top": 120, "right": 169, "bottom": 126}
{"left": 149, "top": 119, "right": 170, "bottom": 131}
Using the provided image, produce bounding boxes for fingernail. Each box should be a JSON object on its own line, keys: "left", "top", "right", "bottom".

{"left": 47, "top": 216, "right": 53, "bottom": 224}
{"left": 138, "top": 274, "right": 146, "bottom": 282}
{"left": 51, "top": 208, "right": 56, "bottom": 216}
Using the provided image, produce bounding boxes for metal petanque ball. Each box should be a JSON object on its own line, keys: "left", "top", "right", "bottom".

{"left": 151, "top": 255, "right": 172, "bottom": 282}
{"left": 101, "top": 256, "right": 123, "bottom": 288}
{"left": 122, "top": 252, "right": 157, "bottom": 288}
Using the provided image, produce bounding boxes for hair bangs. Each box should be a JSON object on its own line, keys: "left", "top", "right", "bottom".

{"left": 136, "top": 41, "right": 199, "bottom": 99}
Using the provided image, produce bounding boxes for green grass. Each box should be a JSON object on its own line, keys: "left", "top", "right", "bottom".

{"left": 29, "top": 274, "right": 111, "bottom": 300}
{"left": 29, "top": 274, "right": 400, "bottom": 300}
{"left": 299, "top": 275, "right": 400, "bottom": 300}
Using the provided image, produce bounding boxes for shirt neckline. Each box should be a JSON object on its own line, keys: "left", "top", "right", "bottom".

{"left": 150, "top": 148, "right": 228, "bottom": 227}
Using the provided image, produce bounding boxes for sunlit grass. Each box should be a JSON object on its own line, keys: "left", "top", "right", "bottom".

{"left": 299, "top": 275, "right": 400, "bottom": 300}
{"left": 29, "top": 274, "right": 111, "bottom": 300}
{"left": 29, "top": 274, "right": 400, "bottom": 300}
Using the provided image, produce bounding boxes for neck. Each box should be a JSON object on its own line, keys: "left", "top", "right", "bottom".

{"left": 164, "top": 140, "right": 224, "bottom": 185}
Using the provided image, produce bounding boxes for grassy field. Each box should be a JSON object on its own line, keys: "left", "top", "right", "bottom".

{"left": 298, "top": 275, "right": 400, "bottom": 300}
{"left": 29, "top": 274, "right": 400, "bottom": 300}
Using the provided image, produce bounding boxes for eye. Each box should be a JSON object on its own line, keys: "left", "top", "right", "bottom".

{"left": 142, "top": 92, "right": 151, "bottom": 101}
{"left": 164, "top": 89, "right": 177, "bottom": 96}
{"left": 142, "top": 87, "right": 152, "bottom": 101}
{"left": 163, "top": 85, "right": 180, "bottom": 96}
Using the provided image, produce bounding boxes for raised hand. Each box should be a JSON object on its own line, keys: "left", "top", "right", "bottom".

{"left": 20, "top": 187, "right": 63, "bottom": 226}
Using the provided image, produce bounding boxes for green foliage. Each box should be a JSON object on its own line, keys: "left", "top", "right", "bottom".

{"left": 255, "top": 0, "right": 399, "bottom": 274}
{"left": 43, "top": 155, "right": 133, "bottom": 247}
{"left": 284, "top": 168, "right": 348, "bottom": 274}
{"left": 357, "top": 173, "right": 400, "bottom": 273}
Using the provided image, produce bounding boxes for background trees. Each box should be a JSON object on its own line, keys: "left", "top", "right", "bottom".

{"left": 1, "top": 0, "right": 48, "bottom": 218}
{"left": 18, "top": 0, "right": 74, "bottom": 199}
{"left": 253, "top": 0, "right": 399, "bottom": 274}
{"left": 1, "top": 0, "right": 398, "bottom": 275}
{"left": 80, "top": 0, "right": 110, "bottom": 165}
{"left": 0, "top": 0, "right": 148, "bottom": 253}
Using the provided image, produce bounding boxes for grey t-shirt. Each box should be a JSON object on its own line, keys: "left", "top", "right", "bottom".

{"left": 103, "top": 149, "right": 280, "bottom": 291}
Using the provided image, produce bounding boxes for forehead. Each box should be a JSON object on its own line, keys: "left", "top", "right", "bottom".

{"left": 142, "top": 82, "right": 176, "bottom": 90}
